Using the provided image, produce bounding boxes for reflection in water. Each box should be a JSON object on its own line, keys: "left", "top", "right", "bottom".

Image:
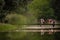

{"left": 0, "top": 32, "right": 60, "bottom": 40}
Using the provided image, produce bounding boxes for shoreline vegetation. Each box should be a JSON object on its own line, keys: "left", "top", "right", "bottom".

{"left": 0, "top": 0, "right": 60, "bottom": 40}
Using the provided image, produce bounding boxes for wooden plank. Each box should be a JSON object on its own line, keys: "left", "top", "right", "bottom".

{"left": 22, "top": 27, "right": 60, "bottom": 30}
{"left": 16, "top": 30, "right": 60, "bottom": 32}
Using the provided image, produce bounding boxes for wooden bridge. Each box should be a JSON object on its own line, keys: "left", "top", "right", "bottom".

{"left": 13, "top": 24, "right": 60, "bottom": 35}
{"left": 20, "top": 27, "right": 60, "bottom": 32}
{"left": 15, "top": 24, "right": 60, "bottom": 33}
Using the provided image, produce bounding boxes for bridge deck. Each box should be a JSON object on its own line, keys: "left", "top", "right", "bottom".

{"left": 13, "top": 25, "right": 60, "bottom": 32}
{"left": 20, "top": 30, "right": 60, "bottom": 32}
{"left": 23, "top": 27, "right": 60, "bottom": 29}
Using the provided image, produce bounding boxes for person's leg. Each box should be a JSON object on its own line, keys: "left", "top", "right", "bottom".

{"left": 53, "top": 25, "right": 54, "bottom": 27}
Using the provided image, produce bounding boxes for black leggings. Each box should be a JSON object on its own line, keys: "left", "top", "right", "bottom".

{"left": 53, "top": 24, "right": 55, "bottom": 27}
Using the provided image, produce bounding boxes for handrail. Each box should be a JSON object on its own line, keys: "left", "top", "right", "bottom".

{"left": 17, "top": 24, "right": 60, "bottom": 25}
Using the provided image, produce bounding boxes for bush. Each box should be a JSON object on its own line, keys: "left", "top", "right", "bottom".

{"left": 6, "top": 14, "right": 37, "bottom": 25}
{"left": 6, "top": 14, "right": 27, "bottom": 25}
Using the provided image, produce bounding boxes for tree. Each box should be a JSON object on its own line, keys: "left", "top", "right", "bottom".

{"left": 51, "top": 0, "right": 60, "bottom": 20}
{"left": 28, "top": 0, "right": 55, "bottom": 19}
{"left": 0, "top": 0, "right": 32, "bottom": 23}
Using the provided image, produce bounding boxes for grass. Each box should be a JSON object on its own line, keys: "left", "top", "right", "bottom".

{"left": 0, "top": 23, "right": 17, "bottom": 32}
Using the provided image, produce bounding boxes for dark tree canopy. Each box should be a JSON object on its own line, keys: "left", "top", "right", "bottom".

{"left": 0, "top": 0, "right": 32, "bottom": 23}
{"left": 0, "top": 0, "right": 31, "bottom": 12}
{"left": 0, "top": 0, "right": 60, "bottom": 23}
{"left": 52, "top": 0, "right": 60, "bottom": 20}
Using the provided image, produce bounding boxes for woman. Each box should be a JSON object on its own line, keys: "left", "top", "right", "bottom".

{"left": 52, "top": 20, "right": 55, "bottom": 27}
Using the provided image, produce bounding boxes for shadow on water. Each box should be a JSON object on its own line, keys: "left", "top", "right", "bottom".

{"left": 54, "top": 32, "right": 60, "bottom": 40}
{"left": 0, "top": 32, "right": 8, "bottom": 40}
{"left": 0, "top": 32, "right": 58, "bottom": 40}
{"left": 54, "top": 25, "right": 60, "bottom": 40}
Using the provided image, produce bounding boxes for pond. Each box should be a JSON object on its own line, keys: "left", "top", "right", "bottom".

{"left": 0, "top": 32, "right": 60, "bottom": 40}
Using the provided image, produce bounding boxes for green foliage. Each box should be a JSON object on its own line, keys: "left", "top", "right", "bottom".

{"left": 0, "top": 0, "right": 59, "bottom": 40}
{"left": 6, "top": 14, "right": 27, "bottom": 25}
{"left": 0, "top": 0, "right": 32, "bottom": 22}
{"left": 0, "top": 23, "right": 17, "bottom": 31}
{"left": 5, "top": 13, "right": 37, "bottom": 25}
{"left": 28, "top": 0, "right": 55, "bottom": 19}
{"left": 52, "top": 0, "right": 60, "bottom": 20}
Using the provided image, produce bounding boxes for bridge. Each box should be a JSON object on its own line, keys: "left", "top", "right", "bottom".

{"left": 15, "top": 24, "right": 60, "bottom": 32}
{"left": 14, "top": 24, "right": 60, "bottom": 35}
